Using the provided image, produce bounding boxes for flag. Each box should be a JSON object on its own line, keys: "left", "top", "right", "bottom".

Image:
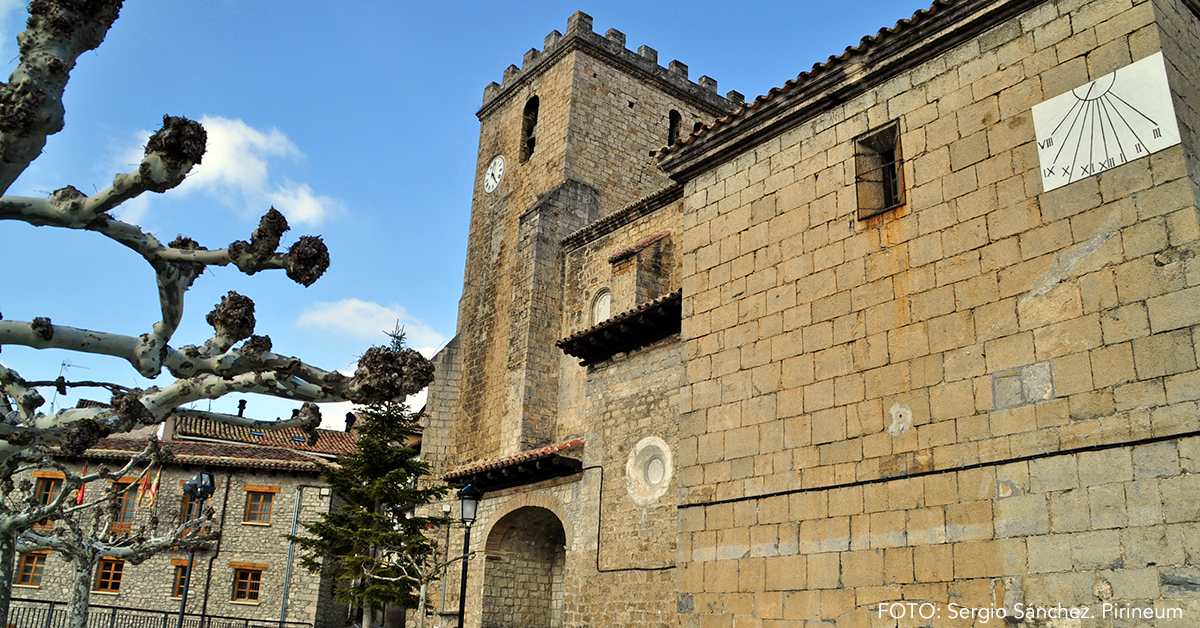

{"left": 75, "top": 463, "right": 88, "bottom": 505}
{"left": 136, "top": 471, "right": 149, "bottom": 506}
{"left": 145, "top": 469, "right": 162, "bottom": 506}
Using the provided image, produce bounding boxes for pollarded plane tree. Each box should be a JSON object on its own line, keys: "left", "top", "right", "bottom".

{"left": 0, "top": 0, "right": 433, "bottom": 614}
{"left": 5, "top": 442, "right": 222, "bottom": 628}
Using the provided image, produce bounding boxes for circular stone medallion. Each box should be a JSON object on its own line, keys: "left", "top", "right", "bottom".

{"left": 625, "top": 436, "right": 673, "bottom": 506}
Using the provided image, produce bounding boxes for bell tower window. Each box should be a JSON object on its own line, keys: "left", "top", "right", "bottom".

{"left": 522, "top": 96, "right": 540, "bottom": 162}
{"left": 668, "top": 110, "right": 681, "bottom": 145}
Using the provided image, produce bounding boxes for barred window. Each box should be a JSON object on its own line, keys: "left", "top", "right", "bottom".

{"left": 854, "top": 122, "right": 905, "bottom": 219}
{"left": 233, "top": 569, "right": 262, "bottom": 601}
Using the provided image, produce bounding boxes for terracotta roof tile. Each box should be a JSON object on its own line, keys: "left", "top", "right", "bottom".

{"left": 558, "top": 290, "right": 682, "bottom": 346}
{"left": 445, "top": 439, "right": 583, "bottom": 481}
{"left": 81, "top": 438, "right": 326, "bottom": 472}
{"left": 175, "top": 415, "right": 356, "bottom": 455}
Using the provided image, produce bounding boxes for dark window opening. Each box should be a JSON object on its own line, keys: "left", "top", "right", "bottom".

{"left": 854, "top": 122, "right": 905, "bottom": 220}
{"left": 521, "top": 96, "right": 539, "bottom": 162}
{"left": 693, "top": 122, "right": 704, "bottom": 134}
{"left": 668, "top": 110, "right": 681, "bottom": 145}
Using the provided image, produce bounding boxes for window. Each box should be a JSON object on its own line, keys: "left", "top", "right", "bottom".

{"left": 243, "top": 486, "right": 280, "bottom": 523}
{"left": 668, "top": 110, "right": 682, "bottom": 145}
{"left": 180, "top": 492, "right": 209, "bottom": 535}
{"left": 232, "top": 566, "right": 264, "bottom": 602}
{"left": 95, "top": 558, "right": 124, "bottom": 592}
{"left": 17, "top": 552, "right": 48, "bottom": 586}
{"left": 172, "top": 563, "right": 190, "bottom": 598}
{"left": 110, "top": 480, "right": 135, "bottom": 534}
{"left": 591, "top": 289, "right": 612, "bottom": 324}
{"left": 33, "top": 472, "right": 64, "bottom": 529}
{"left": 854, "top": 122, "right": 905, "bottom": 219}
{"left": 521, "top": 96, "right": 539, "bottom": 161}
{"left": 35, "top": 476, "right": 63, "bottom": 505}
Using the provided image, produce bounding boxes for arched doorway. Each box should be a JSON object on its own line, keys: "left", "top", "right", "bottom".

{"left": 482, "top": 506, "right": 566, "bottom": 628}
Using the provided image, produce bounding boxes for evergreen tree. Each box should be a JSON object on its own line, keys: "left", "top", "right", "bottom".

{"left": 289, "top": 336, "right": 446, "bottom": 616}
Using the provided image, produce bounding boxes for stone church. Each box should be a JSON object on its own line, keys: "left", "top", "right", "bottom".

{"left": 422, "top": 0, "right": 1200, "bottom": 625}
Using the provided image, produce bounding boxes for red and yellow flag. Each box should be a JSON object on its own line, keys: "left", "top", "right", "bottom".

{"left": 145, "top": 469, "right": 162, "bottom": 506}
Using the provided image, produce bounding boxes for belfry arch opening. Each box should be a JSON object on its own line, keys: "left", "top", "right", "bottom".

{"left": 668, "top": 109, "right": 681, "bottom": 145}
{"left": 521, "top": 96, "right": 540, "bottom": 161}
{"left": 482, "top": 506, "right": 566, "bottom": 628}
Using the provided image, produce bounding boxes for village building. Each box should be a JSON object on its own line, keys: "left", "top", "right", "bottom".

{"left": 10, "top": 414, "right": 354, "bottom": 628}
{"left": 423, "top": 0, "right": 1200, "bottom": 626}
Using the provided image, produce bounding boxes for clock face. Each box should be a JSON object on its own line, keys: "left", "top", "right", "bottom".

{"left": 483, "top": 155, "right": 504, "bottom": 194}
{"left": 1033, "top": 52, "right": 1181, "bottom": 193}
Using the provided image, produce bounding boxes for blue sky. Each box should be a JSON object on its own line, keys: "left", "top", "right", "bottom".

{"left": 0, "top": 1, "right": 932, "bottom": 428}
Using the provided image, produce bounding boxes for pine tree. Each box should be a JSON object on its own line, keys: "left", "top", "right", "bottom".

{"left": 289, "top": 336, "right": 446, "bottom": 619}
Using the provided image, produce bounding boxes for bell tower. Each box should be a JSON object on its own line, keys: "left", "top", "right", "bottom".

{"left": 431, "top": 11, "right": 736, "bottom": 467}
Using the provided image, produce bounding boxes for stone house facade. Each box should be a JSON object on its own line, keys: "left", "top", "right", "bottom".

{"left": 10, "top": 416, "right": 352, "bottom": 628}
{"left": 424, "top": 0, "right": 1200, "bottom": 626}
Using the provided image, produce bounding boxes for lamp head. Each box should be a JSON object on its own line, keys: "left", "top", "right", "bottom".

{"left": 457, "top": 485, "right": 483, "bottom": 523}
{"left": 183, "top": 471, "right": 216, "bottom": 501}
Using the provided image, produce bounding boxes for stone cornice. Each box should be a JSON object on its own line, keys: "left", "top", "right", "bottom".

{"left": 659, "top": 0, "right": 1050, "bottom": 182}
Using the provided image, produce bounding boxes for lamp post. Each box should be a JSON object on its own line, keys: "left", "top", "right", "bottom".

{"left": 455, "top": 485, "right": 482, "bottom": 628}
{"left": 177, "top": 472, "right": 215, "bottom": 628}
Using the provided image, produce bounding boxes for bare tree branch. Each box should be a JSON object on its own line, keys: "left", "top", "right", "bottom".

{"left": 0, "top": 0, "right": 125, "bottom": 195}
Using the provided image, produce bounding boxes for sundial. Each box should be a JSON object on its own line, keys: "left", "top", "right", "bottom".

{"left": 1033, "top": 51, "right": 1181, "bottom": 192}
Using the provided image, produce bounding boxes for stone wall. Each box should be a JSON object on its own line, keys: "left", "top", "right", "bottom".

{"left": 666, "top": 0, "right": 1200, "bottom": 624}
{"left": 558, "top": 191, "right": 684, "bottom": 445}
{"left": 11, "top": 466, "right": 337, "bottom": 628}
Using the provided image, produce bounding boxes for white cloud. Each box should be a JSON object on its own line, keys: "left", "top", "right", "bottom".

{"left": 267, "top": 181, "right": 345, "bottom": 226}
{"left": 183, "top": 116, "right": 298, "bottom": 193}
{"left": 109, "top": 116, "right": 342, "bottom": 227}
{"left": 296, "top": 299, "right": 447, "bottom": 357}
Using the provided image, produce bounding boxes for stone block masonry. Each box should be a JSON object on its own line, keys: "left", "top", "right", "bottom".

{"left": 660, "top": 0, "right": 1200, "bottom": 624}
{"left": 423, "top": 0, "right": 1200, "bottom": 626}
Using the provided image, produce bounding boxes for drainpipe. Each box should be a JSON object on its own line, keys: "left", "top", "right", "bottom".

{"left": 280, "top": 485, "right": 325, "bottom": 627}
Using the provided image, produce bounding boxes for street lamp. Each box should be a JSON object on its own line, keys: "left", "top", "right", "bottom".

{"left": 177, "top": 472, "right": 215, "bottom": 628}
{"left": 455, "top": 485, "right": 482, "bottom": 628}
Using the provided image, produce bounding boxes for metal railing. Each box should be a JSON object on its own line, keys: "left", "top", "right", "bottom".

{"left": 8, "top": 599, "right": 311, "bottom": 628}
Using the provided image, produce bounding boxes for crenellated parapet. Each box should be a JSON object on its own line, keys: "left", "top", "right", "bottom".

{"left": 478, "top": 11, "right": 740, "bottom": 119}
